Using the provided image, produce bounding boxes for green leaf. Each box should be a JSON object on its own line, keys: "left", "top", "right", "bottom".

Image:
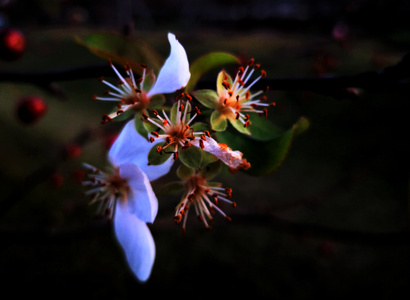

{"left": 110, "top": 107, "right": 134, "bottom": 122}
{"left": 75, "top": 32, "right": 164, "bottom": 73}
{"left": 229, "top": 118, "right": 252, "bottom": 135}
{"left": 158, "top": 181, "right": 185, "bottom": 195}
{"left": 211, "top": 110, "right": 228, "bottom": 131}
{"left": 179, "top": 146, "right": 202, "bottom": 169}
{"left": 185, "top": 52, "right": 239, "bottom": 92}
{"left": 245, "top": 113, "right": 284, "bottom": 141}
{"left": 148, "top": 94, "right": 165, "bottom": 110}
{"left": 200, "top": 149, "right": 219, "bottom": 165}
{"left": 191, "top": 122, "right": 209, "bottom": 133}
{"left": 215, "top": 117, "right": 310, "bottom": 176}
{"left": 143, "top": 69, "right": 157, "bottom": 91}
{"left": 177, "top": 163, "right": 195, "bottom": 180}
{"left": 199, "top": 160, "right": 222, "bottom": 180}
{"left": 191, "top": 90, "right": 218, "bottom": 109}
{"left": 134, "top": 113, "right": 149, "bottom": 139}
{"left": 148, "top": 142, "right": 172, "bottom": 165}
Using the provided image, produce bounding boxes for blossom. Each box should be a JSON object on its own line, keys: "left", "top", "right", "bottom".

{"left": 192, "top": 59, "right": 275, "bottom": 134}
{"left": 93, "top": 32, "right": 190, "bottom": 124}
{"left": 144, "top": 96, "right": 250, "bottom": 171}
{"left": 83, "top": 120, "right": 173, "bottom": 281}
{"left": 173, "top": 166, "right": 236, "bottom": 232}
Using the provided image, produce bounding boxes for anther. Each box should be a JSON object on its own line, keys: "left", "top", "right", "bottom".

{"left": 134, "top": 88, "right": 142, "bottom": 93}
{"left": 269, "top": 102, "right": 276, "bottom": 107}
{"left": 140, "top": 63, "right": 148, "bottom": 69}
{"left": 149, "top": 137, "right": 155, "bottom": 143}
{"left": 176, "top": 93, "right": 184, "bottom": 101}
{"left": 222, "top": 81, "right": 231, "bottom": 90}
{"left": 142, "top": 112, "right": 149, "bottom": 120}
{"left": 254, "top": 64, "right": 261, "bottom": 70}
{"left": 116, "top": 110, "right": 124, "bottom": 115}
{"left": 152, "top": 110, "right": 159, "bottom": 116}
{"left": 199, "top": 139, "right": 204, "bottom": 149}
{"left": 173, "top": 152, "right": 178, "bottom": 160}
{"left": 264, "top": 86, "right": 270, "bottom": 92}
{"left": 235, "top": 112, "right": 240, "bottom": 120}
{"left": 244, "top": 120, "right": 250, "bottom": 127}
{"left": 98, "top": 77, "right": 104, "bottom": 82}
{"left": 259, "top": 96, "right": 267, "bottom": 101}
{"left": 174, "top": 214, "right": 182, "bottom": 224}
{"left": 179, "top": 104, "right": 184, "bottom": 112}
{"left": 156, "top": 146, "right": 163, "bottom": 154}
{"left": 204, "top": 130, "right": 211, "bottom": 137}
{"left": 92, "top": 95, "right": 97, "bottom": 100}
{"left": 151, "top": 131, "right": 159, "bottom": 138}
{"left": 248, "top": 58, "right": 255, "bottom": 66}
{"left": 261, "top": 70, "right": 267, "bottom": 78}
{"left": 186, "top": 93, "right": 192, "bottom": 101}
{"left": 182, "top": 141, "right": 191, "bottom": 150}
{"left": 194, "top": 106, "right": 201, "bottom": 115}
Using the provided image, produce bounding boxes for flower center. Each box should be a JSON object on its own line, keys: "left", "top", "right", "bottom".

{"left": 82, "top": 164, "right": 130, "bottom": 218}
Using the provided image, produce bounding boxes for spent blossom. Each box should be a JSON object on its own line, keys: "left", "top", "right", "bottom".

{"left": 173, "top": 164, "right": 236, "bottom": 232}
{"left": 192, "top": 58, "right": 275, "bottom": 134}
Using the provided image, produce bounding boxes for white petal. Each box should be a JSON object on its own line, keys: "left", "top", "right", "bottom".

{"left": 147, "top": 33, "right": 190, "bottom": 97}
{"left": 119, "top": 163, "right": 158, "bottom": 223}
{"left": 109, "top": 120, "right": 173, "bottom": 181}
{"left": 192, "top": 137, "right": 244, "bottom": 169}
{"left": 114, "top": 201, "right": 155, "bottom": 282}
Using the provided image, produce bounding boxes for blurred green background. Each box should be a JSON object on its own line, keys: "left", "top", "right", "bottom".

{"left": 0, "top": 0, "right": 409, "bottom": 299}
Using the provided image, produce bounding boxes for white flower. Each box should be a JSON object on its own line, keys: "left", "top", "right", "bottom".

{"left": 83, "top": 121, "right": 173, "bottom": 281}
{"left": 94, "top": 32, "right": 191, "bottom": 124}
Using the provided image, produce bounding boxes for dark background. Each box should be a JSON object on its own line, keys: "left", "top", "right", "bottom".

{"left": 0, "top": 0, "right": 409, "bottom": 299}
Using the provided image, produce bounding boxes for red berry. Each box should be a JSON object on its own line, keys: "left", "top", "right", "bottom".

{"left": 0, "top": 28, "right": 26, "bottom": 61}
{"left": 49, "top": 173, "right": 64, "bottom": 188}
{"left": 16, "top": 95, "right": 48, "bottom": 125}
{"left": 62, "top": 143, "right": 82, "bottom": 160}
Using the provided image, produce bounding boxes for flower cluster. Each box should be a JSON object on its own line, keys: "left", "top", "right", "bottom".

{"left": 82, "top": 32, "right": 272, "bottom": 282}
